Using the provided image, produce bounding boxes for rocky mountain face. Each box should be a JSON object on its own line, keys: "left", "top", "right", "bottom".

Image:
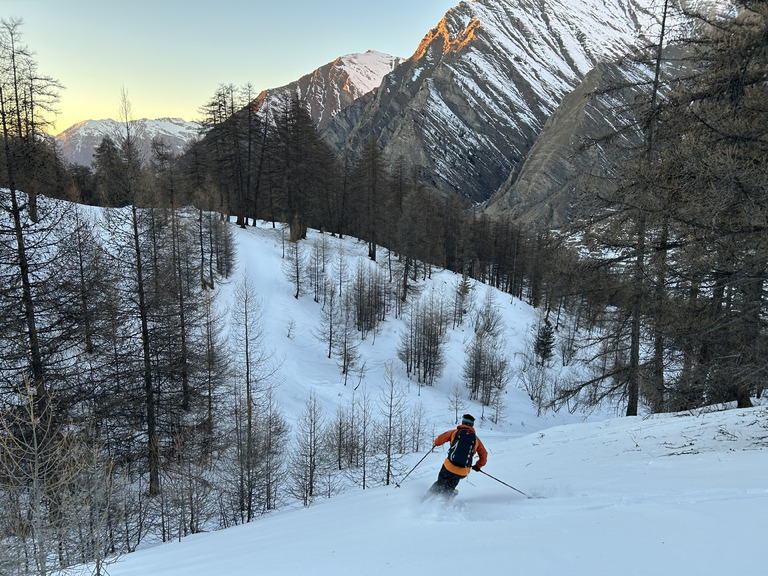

{"left": 55, "top": 117, "right": 199, "bottom": 167}
{"left": 252, "top": 50, "right": 403, "bottom": 130}
{"left": 482, "top": 4, "right": 730, "bottom": 228}
{"left": 482, "top": 44, "right": 700, "bottom": 228}
{"left": 322, "top": 0, "right": 730, "bottom": 205}
{"left": 483, "top": 60, "right": 647, "bottom": 229}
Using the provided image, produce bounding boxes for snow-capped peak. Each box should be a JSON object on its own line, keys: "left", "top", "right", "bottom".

{"left": 336, "top": 50, "right": 405, "bottom": 96}
{"left": 253, "top": 50, "right": 403, "bottom": 130}
{"left": 55, "top": 118, "right": 199, "bottom": 167}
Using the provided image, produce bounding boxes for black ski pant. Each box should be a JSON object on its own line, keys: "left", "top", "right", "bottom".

{"left": 429, "top": 464, "right": 465, "bottom": 495}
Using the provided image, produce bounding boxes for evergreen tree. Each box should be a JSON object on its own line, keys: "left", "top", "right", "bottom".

{"left": 534, "top": 318, "right": 555, "bottom": 366}
{"left": 271, "top": 98, "right": 336, "bottom": 241}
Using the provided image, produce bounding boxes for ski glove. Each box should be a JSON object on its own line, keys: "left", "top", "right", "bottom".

{"left": 472, "top": 464, "right": 482, "bottom": 472}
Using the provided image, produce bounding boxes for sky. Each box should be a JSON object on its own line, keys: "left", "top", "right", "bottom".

{"left": 4, "top": 0, "right": 460, "bottom": 134}
{"left": 63, "top": 211, "right": 768, "bottom": 576}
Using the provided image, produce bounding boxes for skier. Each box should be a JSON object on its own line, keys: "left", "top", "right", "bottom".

{"left": 428, "top": 413, "right": 487, "bottom": 497}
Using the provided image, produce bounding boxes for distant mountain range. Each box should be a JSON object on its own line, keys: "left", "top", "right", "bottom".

{"left": 58, "top": 0, "right": 733, "bottom": 229}
{"left": 55, "top": 117, "right": 200, "bottom": 167}
{"left": 55, "top": 51, "right": 402, "bottom": 168}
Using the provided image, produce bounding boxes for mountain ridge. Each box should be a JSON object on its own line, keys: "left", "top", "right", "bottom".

{"left": 56, "top": 0, "right": 734, "bottom": 212}
{"left": 250, "top": 49, "right": 403, "bottom": 130}
{"left": 322, "top": 0, "right": 733, "bottom": 204}
{"left": 55, "top": 117, "right": 199, "bottom": 167}
{"left": 55, "top": 51, "right": 401, "bottom": 167}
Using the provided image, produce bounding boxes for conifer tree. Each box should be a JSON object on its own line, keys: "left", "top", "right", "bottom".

{"left": 287, "top": 391, "right": 328, "bottom": 506}
{"left": 649, "top": 1, "right": 768, "bottom": 408}
{"left": 230, "top": 271, "right": 277, "bottom": 520}
{"left": 534, "top": 318, "right": 555, "bottom": 366}
{"left": 334, "top": 290, "right": 362, "bottom": 385}
{"left": 376, "top": 364, "right": 407, "bottom": 486}
{"left": 561, "top": 0, "right": 679, "bottom": 415}
{"left": 463, "top": 291, "right": 510, "bottom": 405}
{"left": 350, "top": 139, "right": 388, "bottom": 261}
{"left": 0, "top": 19, "right": 64, "bottom": 406}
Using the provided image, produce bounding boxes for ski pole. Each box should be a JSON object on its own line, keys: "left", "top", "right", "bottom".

{"left": 477, "top": 469, "right": 529, "bottom": 497}
{"left": 395, "top": 447, "right": 433, "bottom": 488}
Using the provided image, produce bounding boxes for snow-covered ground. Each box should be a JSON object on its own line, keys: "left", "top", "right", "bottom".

{"left": 77, "top": 406, "right": 768, "bottom": 576}
{"left": 214, "top": 220, "right": 581, "bottom": 433}
{"left": 72, "top": 219, "right": 768, "bottom": 576}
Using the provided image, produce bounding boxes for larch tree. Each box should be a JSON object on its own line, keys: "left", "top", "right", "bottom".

{"left": 560, "top": 0, "right": 681, "bottom": 416}
{"left": 333, "top": 289, "right": 362, "bottom": 385}
{"left": 0, "top": 18, "right": 63, "bottom": 221}
{"left": 0, "top": 18, "right": 63, "bottom": 404}
{"left": 651, "top": 0, "right": 768, "bottom": 408}
{"left": 96, "top": 90, "right": 161, "bottom": 495}
{"left": 230, "top": 270, "right": 276, "bottom": 521}
{"left": 287, "top": 391, "right": 327, "bottom": 506}
{"left": 376, "top": 364, "right": 408, "bottom": 486}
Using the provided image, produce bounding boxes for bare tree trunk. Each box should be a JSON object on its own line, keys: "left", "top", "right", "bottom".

{"left": 120, "top": 92, "right": 161, "bottom": 496}
{"left": 627, "top": 215, "right": 645, "bottom": 416}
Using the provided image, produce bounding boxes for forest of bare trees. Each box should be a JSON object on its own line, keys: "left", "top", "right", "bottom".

{"left": 1, "top": 2, "right": 766, "bottom": 573}
{"left": 545, "top": 0, "right": 768, "bottom": 416}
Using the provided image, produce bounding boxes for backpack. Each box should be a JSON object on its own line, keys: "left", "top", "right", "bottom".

{"left": 447, "top": 428, "right": 476, "bottom": 467}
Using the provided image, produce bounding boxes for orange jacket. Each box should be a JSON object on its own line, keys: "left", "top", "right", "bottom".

{"left": 434, "top": 424, "right": 487, "bottom": 477}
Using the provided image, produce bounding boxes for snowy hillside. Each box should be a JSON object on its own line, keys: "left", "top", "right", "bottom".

{"left": 55, "top": 117, "right": 199, "bottom": 166}
{"left": 212, "top": 221, "right": 554, "bottom": 428}
{"left": 64, "top": 218, "right": 767, "bottom": 576}
{"left": 73, "top": 403, "right": 768, "bottom": 575}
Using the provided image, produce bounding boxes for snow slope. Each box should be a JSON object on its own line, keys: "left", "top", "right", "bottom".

{"left": 213, "top": 222, "right": 565, "bottom": 431}
{"left": 74, "top": 405, "right": 768, "bottom": 576}
{"left": 67, "top": 219, "right": 767, "bottom": 576}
